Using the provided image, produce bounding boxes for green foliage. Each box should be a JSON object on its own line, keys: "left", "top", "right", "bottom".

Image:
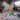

{"left": 0, "top": 0, "right": 3, "bottom": 2}
{"left": 8, "top": 0, "right": 12, "bottom": 4}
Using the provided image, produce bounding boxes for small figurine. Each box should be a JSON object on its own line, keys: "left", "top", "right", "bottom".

{"left": 8, "top": 5, "right": 13, "bottom": 16}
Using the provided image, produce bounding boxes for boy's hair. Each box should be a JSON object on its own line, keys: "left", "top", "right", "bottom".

{"left": 0, "top": 5, "right": 4, "bottom": 13}
{"left": 2, "top": 6, "right": 5, "bottom": 10}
